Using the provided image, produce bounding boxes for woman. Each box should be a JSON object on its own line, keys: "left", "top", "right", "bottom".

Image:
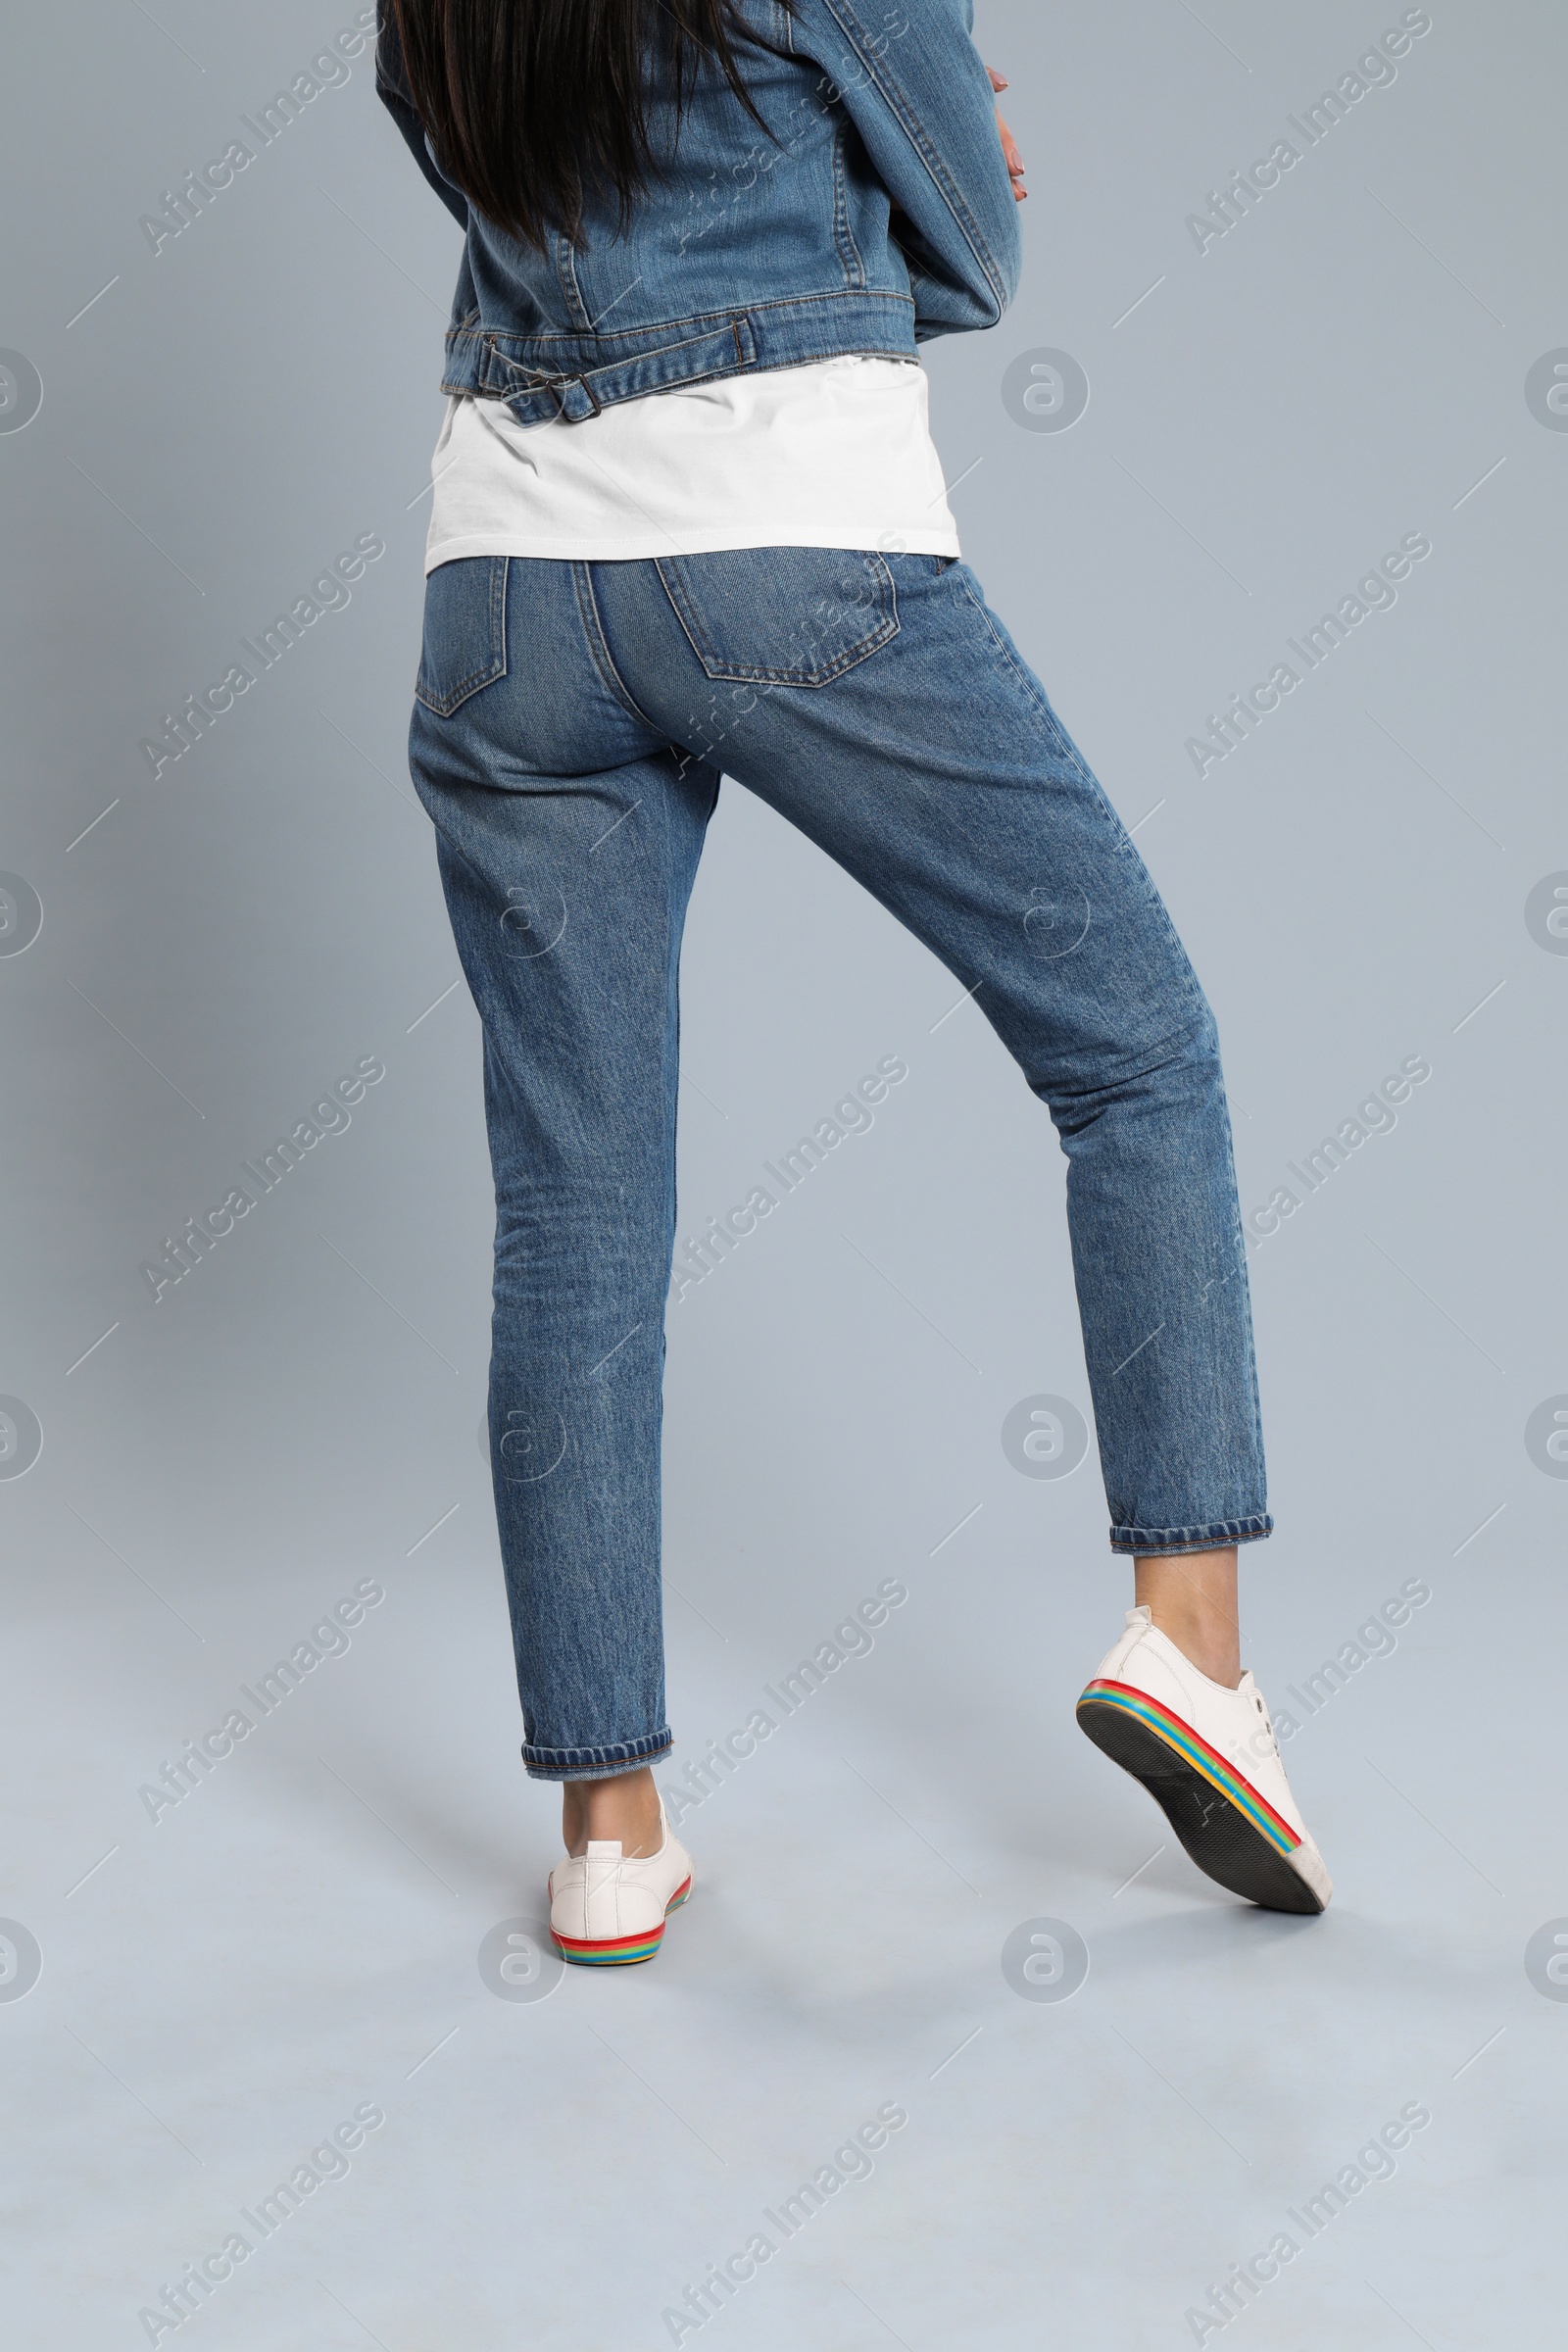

{"left": 376, "top": 0, "right": 1331, "bottom": 1964}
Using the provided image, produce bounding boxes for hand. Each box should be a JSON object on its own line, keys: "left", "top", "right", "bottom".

{"left": 987, "top": 67, "right": 1027, "bottom": 202}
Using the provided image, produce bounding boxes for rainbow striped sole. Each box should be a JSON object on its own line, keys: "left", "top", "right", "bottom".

{"left": 1077, "top": 1679, "right": 1298, "bottom": 1852}
{"left": 1077, "top": 1677, "right": 1325, "bottom": 1914}
{"left": 550, "top": 1877, "right": 692, "bottom": 1967}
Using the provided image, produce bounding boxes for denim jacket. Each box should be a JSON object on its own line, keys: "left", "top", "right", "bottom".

{"left": 375, "top": 0, "right": 1020, "bottom": 425}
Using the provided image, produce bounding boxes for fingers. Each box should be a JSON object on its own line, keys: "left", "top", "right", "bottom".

{"left": 987, "top": 71, "right": 1026, "bottom": 199}
{"left": 996, "top": 107, "right": 1027, "bottom": 202}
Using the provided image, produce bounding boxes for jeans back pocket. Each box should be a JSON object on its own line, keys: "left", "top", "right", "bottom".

{"left": 654, "top": 549, "right": 898, "bottom": 687}
{"left": 416, "top": 555, "right": 510, "bottom": 715}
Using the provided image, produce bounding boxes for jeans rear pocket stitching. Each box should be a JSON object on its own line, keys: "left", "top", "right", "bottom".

{"left": 415, "top": 555, "right": 510, "bottom": 716}
{"left": 654, "top": 553, "right": 899, "bottom": 688}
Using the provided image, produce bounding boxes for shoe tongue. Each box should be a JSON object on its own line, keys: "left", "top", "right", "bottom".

{"left": 585, "top": 1839, "right": 622, "bottom": 1857}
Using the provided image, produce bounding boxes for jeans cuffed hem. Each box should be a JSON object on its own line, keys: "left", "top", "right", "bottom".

{"left": 1109, "top": 1514, "right": 1273, "bottom": 1556}
{"left": 521, "top": 1729, "right": 673, "bottom": 1783}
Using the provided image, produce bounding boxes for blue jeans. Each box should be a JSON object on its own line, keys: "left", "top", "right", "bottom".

{"left": 407, "top": 550, "right": 1270, "bottom": 1781}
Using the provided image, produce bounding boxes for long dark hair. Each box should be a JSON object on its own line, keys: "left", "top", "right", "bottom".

{"left": 390, "top": 0, "right": 779, "bottom": 249}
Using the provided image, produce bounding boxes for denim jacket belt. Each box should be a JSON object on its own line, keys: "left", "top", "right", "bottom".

{"left": 445, "top": 291, "right": 920, "bottom": 425}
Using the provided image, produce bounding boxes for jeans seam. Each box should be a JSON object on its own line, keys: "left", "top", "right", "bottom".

{"left": 831, "top": 122, "right": 866, "bottom": 287}
{"left": 1109, "top": 1517, "right": 1274, "bottom": 1556}
{"left": 955, "top": 571, "right": 1094, "bottom": 779}
{"left": 522, "top": 1731, "right": 674, "bottom": 1781}
{"left": 555, "top": 229, "right": 594, "bottom": 333}
{"left": 446, "top": 288, "right": 916, "bottom": 361}
{"left": 1219, "top": 1087, "right": 1270, "bottom": 1494}
{"left": 571, "top": 561, "right": 664, "bottom": 733}
{"left": 954, "top": 569, "right": 1210, "bottom": 1032}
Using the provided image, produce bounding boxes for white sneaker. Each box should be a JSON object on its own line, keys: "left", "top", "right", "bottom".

{"left": 548, "top": 1793, "right": 694, "bottom": 1966}
{"left": 1077, "top": 1607, "right": 1332, "bottom": 1914}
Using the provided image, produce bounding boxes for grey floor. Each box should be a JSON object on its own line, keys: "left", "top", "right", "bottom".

{"left": 4, "top": 2, "right": 1564, "bottom": 2345}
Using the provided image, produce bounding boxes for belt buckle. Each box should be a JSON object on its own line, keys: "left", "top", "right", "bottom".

{"left": 482, "top": 337, "right": 603, "bottom": 421}
{"left": 545, "top": 372, "right": 602, "bottom": 421}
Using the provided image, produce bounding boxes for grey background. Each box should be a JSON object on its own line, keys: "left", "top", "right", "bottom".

{"left": 1, "top": 1, "right": 1562, "bottom": 2344}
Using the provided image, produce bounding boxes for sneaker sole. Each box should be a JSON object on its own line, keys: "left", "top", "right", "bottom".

{"left": 550, "top": 1878, "right": 692, "bottom": 1966}
{"left": 1076, "top": 1681, "right": 1327, "bottom": 1915}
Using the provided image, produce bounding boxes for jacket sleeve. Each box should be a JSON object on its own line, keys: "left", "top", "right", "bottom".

{"left": 791, "top": 0, "right": 1021, "bottom": 337}
{"left": 375, "top": 3, "right": 470, "bottom": 229}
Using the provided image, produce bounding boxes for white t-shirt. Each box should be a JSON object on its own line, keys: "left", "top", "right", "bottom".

{"left": 423, "top": 353, "right": 960, "bottom": 569}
